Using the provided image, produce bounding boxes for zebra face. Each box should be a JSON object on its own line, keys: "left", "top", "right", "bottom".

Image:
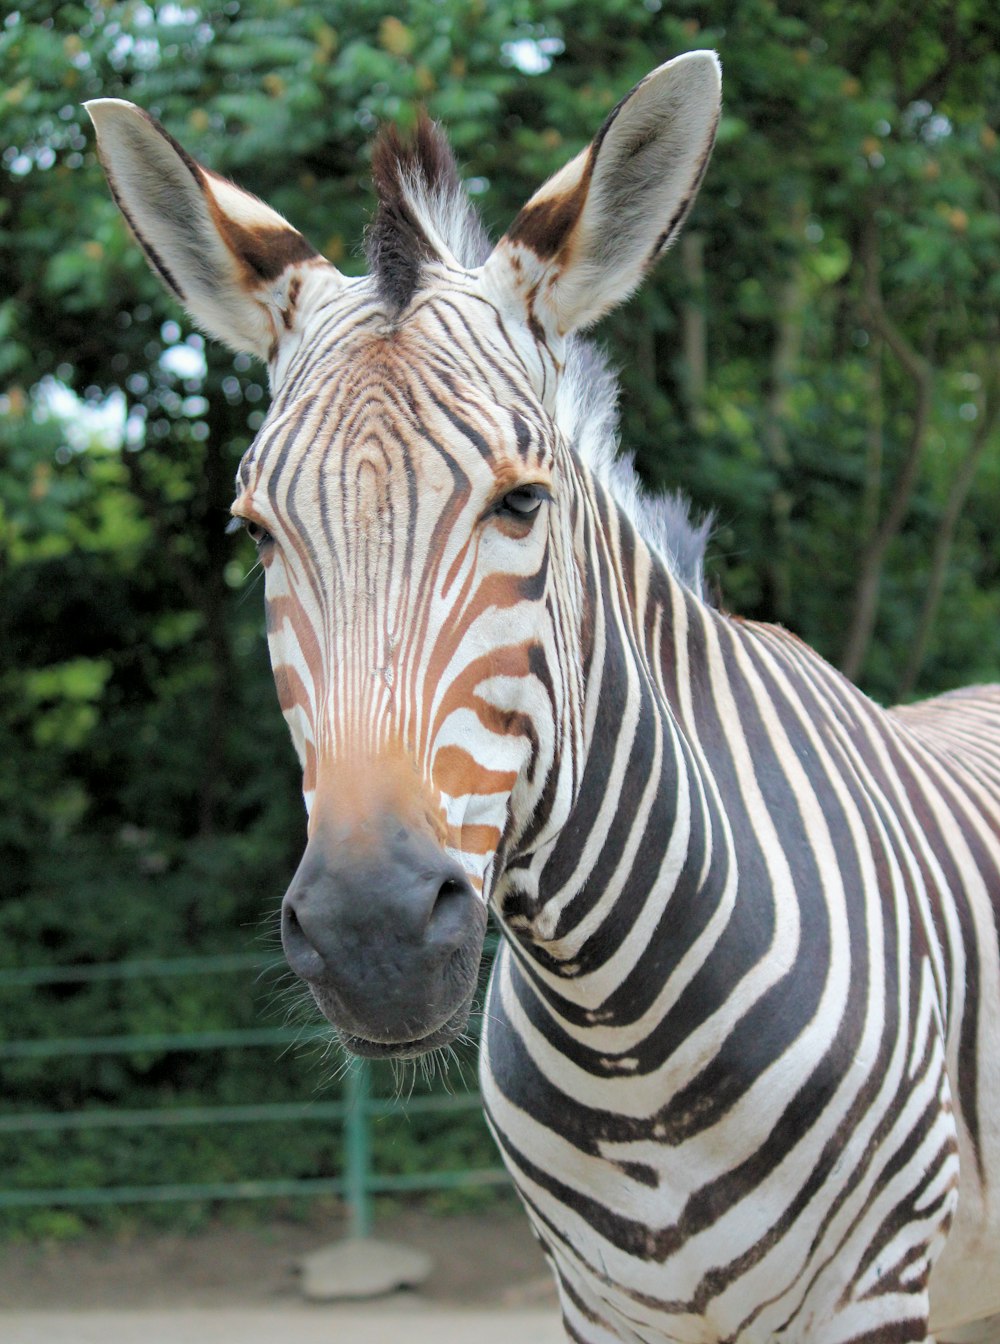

{"left": 232, "top": 291, "right": 563, "bottom": 1054}
{"left": 87, "top": 52, "right": 722, "bottom": 1056}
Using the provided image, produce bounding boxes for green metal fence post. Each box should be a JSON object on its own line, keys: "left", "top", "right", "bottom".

{"left": 344, "top": 1059, "right": 372, "bottom": 1239}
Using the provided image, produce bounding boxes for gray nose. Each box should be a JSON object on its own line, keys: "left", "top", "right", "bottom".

{"left": 281, "top": 821, "right": 486, "bottom": 1052}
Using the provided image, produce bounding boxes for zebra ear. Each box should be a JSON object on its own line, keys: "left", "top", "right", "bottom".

{"left": 85, "top": 99, "right": 336, "bottom": 362}
{"left": 482, "top": 51, "right": 721, "bottom": 342}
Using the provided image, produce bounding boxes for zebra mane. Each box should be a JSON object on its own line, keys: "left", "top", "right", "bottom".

{"left": 366, "top": 113, "right": 493, "bottom": 307}
{"left": 556, "top": 338, "right": 712, "bottom": 599}
{"left": 366, "top": 118, "right": 711, "bottom": 599}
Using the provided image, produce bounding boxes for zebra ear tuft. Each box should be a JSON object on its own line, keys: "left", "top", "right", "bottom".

{"left": 481, "top": 51, "right": 721, "bottom": 342}
{"left": 85, "top": 99, "right": 337, "bottom": 362}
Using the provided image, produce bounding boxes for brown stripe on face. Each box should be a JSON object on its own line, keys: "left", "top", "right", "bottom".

{"left": 428, "top": 644, "right": 536, "bottom": 745}
{"left": 265, "top": 590, "right": 324, "bottom": 741}
{"left": 303, "top": 738, "right": 317, "bottom": 796}
{"left": 272, "top": 660, "right": 310, "bottom": 716}
{"left": 265, "top": 593, "right": 322, "bottom": 662}
{"left": 474, "top": 568, "right": 547, "bottom": 608}
{"left": 434, "top": 543, "right": 549, "bottom": 661}
{"left": 440, "top": 523, "right": 479, "bottom": 600}
{"left": 434, "top": 744, "right": 518, "bottom": 798}
{"left": 447, "top": 822, "right": 502, "bottom": 857}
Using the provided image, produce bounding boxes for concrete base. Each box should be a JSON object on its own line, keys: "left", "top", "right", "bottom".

{"left": 298, "top": 1237, "right": 434, "bottom": 1300}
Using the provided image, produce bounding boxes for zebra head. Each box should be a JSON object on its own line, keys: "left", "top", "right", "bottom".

{"left": 87, "top": 52, "right": 721, "bottom": 1058}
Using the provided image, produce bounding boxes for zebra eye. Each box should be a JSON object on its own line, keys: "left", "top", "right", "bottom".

{"left": 245, "top": 520, "right": 272, "bottom": 547}
{"left": 499, "top": 485, "right": 548, "bottom": 519}
{"left": 227, "top": 515, "right": 273, "bottom": 547}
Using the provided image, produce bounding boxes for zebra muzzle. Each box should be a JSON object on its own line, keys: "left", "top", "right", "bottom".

{"left": 280, "top": 821, "right": 487, "bottom": 1057}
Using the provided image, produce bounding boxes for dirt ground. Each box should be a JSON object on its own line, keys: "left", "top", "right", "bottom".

{"left": 0, "top": 1204, "right": 557, "bottom": 1313}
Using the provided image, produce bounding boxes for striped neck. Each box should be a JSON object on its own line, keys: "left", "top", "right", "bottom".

{"left": 493, "top": 457, "right": 734, "bottom": 1027}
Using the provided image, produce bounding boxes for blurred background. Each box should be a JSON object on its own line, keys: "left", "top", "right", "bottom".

{"left": 1, "top": 0, "right": 998, "bottom": 1263}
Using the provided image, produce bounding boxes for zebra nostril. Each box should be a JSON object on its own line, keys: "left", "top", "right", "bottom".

{"left": 281, "top": 899, "right": 326, "bottom": 981}
{"left": 427, "top": 871, "right": 476, "bottom": 948}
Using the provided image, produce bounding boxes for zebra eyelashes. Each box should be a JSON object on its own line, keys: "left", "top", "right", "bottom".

{"left": 503, "top": 486, "right": 547, "bottom": 516}
{"left": 244, "top": 521, "right": 274, "bottom": 548}
{"left": 227, "top": 515, "right": 274, "bottom": 548}
{"left": 225, "top": 492, "right": 548, "bottom": 544}
{"left": 490, "top": 483, "right": 552, "bottom": 526}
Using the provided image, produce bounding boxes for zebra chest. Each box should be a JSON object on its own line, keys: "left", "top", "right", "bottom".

{"left": 480, "top": 942, "right": 959, "bottom": 1343}
{"left": 480, "top": 1024, "right": 800, "bottom": 1341}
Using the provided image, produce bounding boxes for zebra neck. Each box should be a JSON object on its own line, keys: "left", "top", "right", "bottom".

{"left": 496, "top": 498, "right": 735, "bottom": 1030}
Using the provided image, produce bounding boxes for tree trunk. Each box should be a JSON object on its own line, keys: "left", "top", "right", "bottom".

{"left": 763, "top": 259, "right": 807, "bottom": 470}
{"left": 196, "top": 421, "right": 238, "bottom": 839}
{"left": 896, "top": 369, "right": 1000, "bottom": 699}
{"left": 860, "top": 329, "right": 884, "bottom": 538}
{"left": 760, "top": 215, "right": 808, "bottom": 623}
{"left": 679, "top": 231, "right": 707, "bottom": 422}
{"left": 840, "top": 216, "right": 934, "bottom": 683}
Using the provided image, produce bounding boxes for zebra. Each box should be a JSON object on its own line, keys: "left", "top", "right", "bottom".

{"left": 86, "top": 51, "right": 1000, "bottom": 1344}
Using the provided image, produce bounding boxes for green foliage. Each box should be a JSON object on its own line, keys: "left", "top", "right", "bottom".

{"left": 1, "top": 0, "right": 999, "bottom": 1230}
